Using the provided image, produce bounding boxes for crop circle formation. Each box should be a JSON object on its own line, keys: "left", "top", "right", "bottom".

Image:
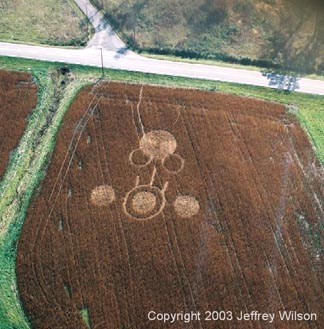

{"left": 124, "top": 185, "right": 165, "bottom": 220}
{"left": 90, "top": 185, "right": 115, "bottom": 207}
{"left": 129, "top": 148, "right": 152, "bottom": 167}
{"left": 140, "top": 130, "right": 177, "bottom": 159}
{"left": 174, "top": 196, "right": 200, "bottom": 218}
{"left": 162, "top": 153, "right": 185, "bottom": 174}
{"left": 132, "top": 191, "right": 157, "bottom": 214}
{"left": 16, "top": 83, "right": 324, "bottom": 329}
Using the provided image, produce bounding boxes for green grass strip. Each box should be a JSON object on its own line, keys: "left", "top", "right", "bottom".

{"left": 0, "top": 0, "right": 89, "bottom": 47}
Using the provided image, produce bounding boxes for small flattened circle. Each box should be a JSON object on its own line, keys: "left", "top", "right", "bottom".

{"left": 140, "top": 130, "right": 177, "bottom": 159}
{"left": 90, "top": 185, "right": 115, "bottom": 207}
{"left": 174, "top": 196, "right": 200, "bottom": 218}
{"left": 132, "top": 191, "right": 157, "bottom": 215}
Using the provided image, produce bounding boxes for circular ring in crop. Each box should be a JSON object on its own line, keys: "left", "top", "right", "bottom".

{"left": 129, "top": 148, "right": 152, "bottom": 168}
{"left": 124, "top": 184, "right": 166, "bottom": 220}
{"left": 162, "top": 153, "right": 185, "bottom": 174}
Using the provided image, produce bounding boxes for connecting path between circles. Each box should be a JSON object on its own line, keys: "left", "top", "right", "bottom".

{"left": 0, "top": 0, "right": 323, "bottom": 95}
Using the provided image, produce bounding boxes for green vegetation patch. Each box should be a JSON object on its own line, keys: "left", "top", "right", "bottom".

{"left": 0, "top": 0, "right": 90, "bottom": 46}
{"left": 80, "top": 307, "right": 91, "bottom": 329}
{"left": 90, "top": 0, "right": 324, "bottom": 74}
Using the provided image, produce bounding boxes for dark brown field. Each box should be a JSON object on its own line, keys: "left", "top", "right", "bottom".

{"left": 0, "top": 70, "right": 37, "bottom": 177}
{"left": 17, "top": 82, "right": 324, "bottom": 329}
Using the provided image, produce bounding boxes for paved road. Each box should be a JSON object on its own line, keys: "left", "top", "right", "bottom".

{"left": 74, "top": 0, "right": 126, "bottom": 50}
{"left": 0, "top": 0, "right": 323, "bottom": 95}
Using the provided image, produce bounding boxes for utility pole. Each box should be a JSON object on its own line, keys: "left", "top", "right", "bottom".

{"left": 100, "top": 48, "right": 104, "bottom": 77}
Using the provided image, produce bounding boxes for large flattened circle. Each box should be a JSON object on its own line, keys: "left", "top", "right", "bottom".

{"left": 132, "top": 191, "right": 157, "bottom": 215}
{"left": 140, "top": 130, "right": 177, "bottom": 159}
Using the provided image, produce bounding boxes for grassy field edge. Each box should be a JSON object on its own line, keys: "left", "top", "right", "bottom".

{"left": 0, "top": 69, "right": 92, "bottom": 328}
{"left": 0, "top": 0, "right": 90, "bottom": 47}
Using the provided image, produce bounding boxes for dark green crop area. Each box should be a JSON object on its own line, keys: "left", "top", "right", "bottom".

{"left": 0, "top": 0, "right": 90, "bottom": 46}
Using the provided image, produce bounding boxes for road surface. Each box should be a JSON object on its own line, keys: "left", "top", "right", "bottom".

{"left": 0, "top": 0, "right": 323, "bottom": 96}
{"left": 74, "top": 0, "right": 125, "bottom": 50}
